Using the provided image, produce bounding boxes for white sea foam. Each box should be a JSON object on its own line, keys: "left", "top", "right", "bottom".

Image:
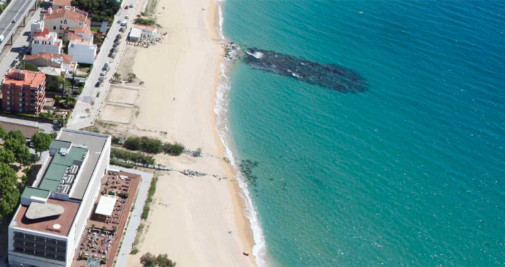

{"left": 215, "top": 2, "right": 268, "bottom": 266}
{"left": 246, "top": 50, "right": 264, "bottom": 59}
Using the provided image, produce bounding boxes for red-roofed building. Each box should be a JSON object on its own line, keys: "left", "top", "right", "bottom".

{"left": 24, "top": 53, "right": 77, "bottom": 76}
{"left": 43, "top": 7, "right": 90, "bottom": 38}
{"left": 52, "top": 0, "right": 72, "bottom": 9}
{"left": 1, "top": 69, "right": 46, "bottom": 115}
{"left": 66, "top": 29, "right": 97, "bottom": 64}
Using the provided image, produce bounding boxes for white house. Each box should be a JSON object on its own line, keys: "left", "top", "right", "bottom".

{"left": 68, "top": 36, "right": 97, "bottom": 64}
{"left": 132, "top": 24, "right": 158, "bottom": 37}
{"left": 31, "top": 28, "right": 63, "bottom": 55}
{"left": 30, "top": 20, "right": 44, "bottom": 36}
{"left": 43, "top": 7, "right": 90, "bottom": 38}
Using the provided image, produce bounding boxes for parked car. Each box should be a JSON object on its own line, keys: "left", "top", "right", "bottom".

{"left": 100, "top": 71, "right": 106, "bottom": 77}
{"left": 116, "top": 34, "right": 122, "bottom": 39}
{"left": 98, "top": 76, "right": 105, "bottom": 82}
{"left": 110, "top": 47, "right": 116, "bottom": 53}
{"left": 113, "top": 42, "right": 119, "bottom": 47}
{"left": 130, "top": 4, "right": 133, "bottom": 7}
{"left": 95, "top": 81, "right": 101, "bottom": 87}
{"left": 119, "top": 27, "right": 125, "bottom": 32}
{"left": 103, "top": 62, "right": 110, "bottom": 71}
{"left": 125, "top": 15, "right": 129, "bottom": 19}
{"left": 0, "top": 35, "right": 5, "bottom": 43}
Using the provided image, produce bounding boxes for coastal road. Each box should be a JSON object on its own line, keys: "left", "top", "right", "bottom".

{"left": 0, "top": 0, "right": 35, "bottom": 52}
{"left": 67, "top": 0, "right": 141, "bottom": 130}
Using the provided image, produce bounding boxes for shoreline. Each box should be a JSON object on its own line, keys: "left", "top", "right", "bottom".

{"left": 212, "top": 1, "right": 268, "bottom": 265}
{"left": 209, "top": 1, "right": 258, "bottom": 260}
{"left": 205, "top": 0, "right": 261, "bottom": 263}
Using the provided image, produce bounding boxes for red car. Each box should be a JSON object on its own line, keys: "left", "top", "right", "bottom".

{"left": 124, "top": 6, "right": 129, "bottom": 9}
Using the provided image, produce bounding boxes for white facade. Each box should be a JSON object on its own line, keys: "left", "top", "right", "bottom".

{"left": 68, "top": 39, "right": 97, "bottom": 64}
{"left": 30, "top": 20, "right": 44, "bottom": 36}
{"left": 43, "top": 7, "right": 90, "bottom": 38}
{"left": 31, "top": 31, "right": 63, "bottom": 55}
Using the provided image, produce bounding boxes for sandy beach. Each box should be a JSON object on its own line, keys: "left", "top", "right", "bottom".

{"left": 106, "top": 0, "right": 258, "bottom": 265}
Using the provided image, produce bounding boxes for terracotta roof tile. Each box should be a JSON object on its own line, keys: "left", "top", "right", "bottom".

{"left": 3, "top": 69, "right": 46, "bottom": 88}
{"left": 32, "top": 27, "right": 49, "bottom": 37}
{"left": 44, "top": 8, "right": 87, "bottom": 23}
{"left": 52, "top": 0, "right": 71, "bottom": 7}
{"left": 75, "top": 28, "right": 92, "bottom": 35}
{"left": 24, "top": 53, "right": 74, "bottom": 64}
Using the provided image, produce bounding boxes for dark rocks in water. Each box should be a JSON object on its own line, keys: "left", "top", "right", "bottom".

{"left": 243, "top": 48, "right": 368, "bottom": 92}
{"left": 239, "top": 159, "right": 259, "bottom": 187}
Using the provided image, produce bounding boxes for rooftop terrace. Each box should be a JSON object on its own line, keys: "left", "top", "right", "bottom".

{"left": 13, "top": 198, "right": 80, "bottom": 236}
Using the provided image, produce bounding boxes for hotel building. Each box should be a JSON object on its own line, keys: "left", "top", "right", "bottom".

{"left": 8, "top": 129, "right": 111, "bottom": 267}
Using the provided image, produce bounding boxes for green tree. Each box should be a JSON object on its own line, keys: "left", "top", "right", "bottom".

{"left": 124, "top": 137, "right": 142, "bottom": 150}
{"left": 6, "top": 130, "right": 26, "bottom": 144}
{"left": 140, "top": 137, "right": 162, "bottom": 154}
{"left": 0, "top": 149, "right": 15, "bottom": 164}
{"left": 4, "top": 139, "right": 30, "bottom": 164}
{"left": 0, "top": 125, "right": 6, "bottom": 139}
{"left": 31, "top": 132, "right": 53, "bottom": 155}
{"left": 140, "top": 253, "right": 157, "bottom": 267}
{"left": 156, "top": 254, "right": 176, "bottom": 267}
{"left": 0, "top": 163, "right": 20, "bottom": 218}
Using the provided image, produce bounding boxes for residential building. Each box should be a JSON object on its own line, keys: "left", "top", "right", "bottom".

{"left": 24, "top": 53, "right": 77, "bottom": 76}
{"left": 8, "top": 129, "right": 112, "bottom": 267}
{"left": 43, "top": 7, "right": 90, "bottom": 38}
{"left": 68, "top": 33, "right": 96, "bottom": 64}
{"left": 132, "top": 24, "right": 158, "bottom": 37}
{"left": 1, "top": 69, "right": 46, "bottom": 115}
{"left": 31, "top": 28, "right": 63, "bottom": 55}
{"left": 52, "top": 0, "right": 72, "bottom": 9}
{"left": 31, "top": 20, "right": 44, "bottom": 36}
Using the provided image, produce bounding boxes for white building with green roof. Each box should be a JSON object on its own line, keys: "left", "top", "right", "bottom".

{"left": 8, "top": 129, "right": 111, "bottom": 267}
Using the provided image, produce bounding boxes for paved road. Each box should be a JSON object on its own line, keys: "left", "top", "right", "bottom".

{"left": 110, "top": 166, "right": 153, "bottom": 266}
{"left": 0, "top": 0, "right": 35, "bottom": 51}
{"left": 0, "top": 8, "right": 39, "bottom": 77}
{"left": 67, "top": 0, "right": 141, "bottom": 130}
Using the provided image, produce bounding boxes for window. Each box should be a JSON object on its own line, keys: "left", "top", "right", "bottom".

{"left": 53, "top": 26, "right": 56, "bottom": 30}
{"left": 64, "top": 19, "right": 67, "bottom": 24}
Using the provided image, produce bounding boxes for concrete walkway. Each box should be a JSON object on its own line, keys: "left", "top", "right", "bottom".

{"left": 112, "top": 166, "right": 153, "bottom": 267}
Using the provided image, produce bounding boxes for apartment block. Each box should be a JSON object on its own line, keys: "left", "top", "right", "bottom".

{"left": 1, "top": 69, "right": 46, "bottom": 115}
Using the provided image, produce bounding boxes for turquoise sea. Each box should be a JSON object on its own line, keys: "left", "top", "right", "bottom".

{"left": 218, "top": 0, "right": 505, "bottom": 265}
